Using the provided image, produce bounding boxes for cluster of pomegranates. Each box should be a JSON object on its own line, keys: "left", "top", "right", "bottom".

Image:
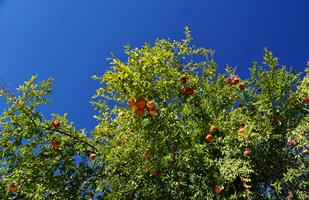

{"left": 204, "top": 125, "right": 217, "bottom": 142}
{"left": 225, "top": 76, "right": 245, "bottom": 91}
{"left": 180, "top": 75, "right": 195, "bottom": 95}
{"left": 128, "top": 98, "right": 158, "bottom": 117}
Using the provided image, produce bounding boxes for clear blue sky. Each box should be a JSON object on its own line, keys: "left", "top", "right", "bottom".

{"left": 0, "top": 0, "right": 308, "bottom": 132}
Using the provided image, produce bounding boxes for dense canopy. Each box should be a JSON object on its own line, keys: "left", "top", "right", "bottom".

{"left": 0, "top": 27, "right": 308, "bottom": 199}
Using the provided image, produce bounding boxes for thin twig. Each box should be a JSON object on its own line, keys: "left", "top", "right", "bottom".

{"left": 45, "top": 127, "right": 99, "bottom": 153}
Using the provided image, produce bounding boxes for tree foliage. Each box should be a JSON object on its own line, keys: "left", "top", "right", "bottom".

{"left": 1, "top": 27, "right": 308, "bottom": 199}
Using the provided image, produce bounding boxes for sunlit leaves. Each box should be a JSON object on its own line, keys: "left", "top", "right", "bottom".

{"left": 0, "top": 27, "right": 308, "bottom": 199}
{"left": 92, "top": 28, "right": 308, "bottom": 199}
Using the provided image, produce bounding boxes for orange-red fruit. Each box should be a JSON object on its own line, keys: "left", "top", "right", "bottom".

{"left": 243, "top": 150, "right": 252, "bottom": 158}
{"left": 290, "top": 139, "right": 297, "bottom": 147}
{"left": 135, "top": 109, "right": 145, "bottom": 116}
{"left": 239, "top": 83, "right": 245, "bottom": 91}
{"left": 146, "top": 101, "right": 155, "bottom": 109}
{"left": 214, "top": 186, "right": 221, "bottom": 194}
{"left": 52, "top": 140, "right": 60, "bottom": 149}
{"left": 129, "top": 99, "right": 138, "bottom": 111}
{"left": 304, "top": 96, "right": 309, "bottom": 104}
{"left": 128, "top": 98, "right": 136, "bottom": 106}
{"left": 149, "top": 109, "right": 158, "bottom": 117}
{"left": 7, "top": 184, "right": 17, "bottom": 191}
{"left": 180, "top": 88, "right": 187, "bottom": 95}
{"left": 204, "top": 134, "right": 213, "bottom": 142}
{"left": 131, "top": 105, "right": 139, "bottom": 111}
{"left": 90, "top": 153, "right": 96, "bottom": 160}
{"left": 225, "top": 77, "right": 233, "bottom": 84}
{"left": 232, "top": 77, "right": 240, "bottom": 84}
{"left": 52, "top": 120, "right": 61, "bottom": 128}
{"left": 180, "top": 76, "right": 188, "bottom": 84}
{"left": 210, "top": 125, "right": 217, "bottom": 133}
{"left": 137, "top": 98, "right": 146, "bottom": 109}
{"left": 144, "top": 150, "right": 153, "bottom": 159}
{"left": 187, "top": 88, "right": 194, "bottom": 95}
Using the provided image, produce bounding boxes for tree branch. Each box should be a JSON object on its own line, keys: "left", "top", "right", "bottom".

{"left": 45, "top": 127, "right": 99, "bottom": 153}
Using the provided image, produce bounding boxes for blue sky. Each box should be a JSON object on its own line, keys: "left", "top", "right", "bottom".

{"left": 0, "top": 0, "right": 308, "bottom": 131}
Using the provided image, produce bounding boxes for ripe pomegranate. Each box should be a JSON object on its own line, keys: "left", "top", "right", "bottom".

{"left": 135, "top": 109, "right": 145, "bottom": 116}
{"left": 51, "top": 140, "right": 60, "bottom": 150}
{"left": 7, "top": 184, "right": 17, "bottom": 191}
{"left": 243, "top": 150, "right": 252, "bottom": 158}
{"left": 146, "top": 101, "right": 155, "bottom": 109}
{"left": 290, "top": 139, "right": 297, "bottom": 147}
{"left": 137, "top": 98, "right": 146, "bottom": 109}
{"left": 180, "top": 88, "right": 187, "bottom": 95}
{"left": 209, "top": 125, "right": 217, "bottom": 133}
{"left": 128, "top": 98, "right": 136, "bottom": 107}
{"left": 131, "top": 105, "right": 139, "bottom": 111}
{"left": 213, "top": 186, "right": 221, "bottom": 194}
{"left": 232, "top": 77, "right": 240, "bottom": 84}
{"left": 149, "top": 109, "right": 158, "bottom": 117}
{"left": 187, "top": 88, "right": 194, "bottom": 95}
{"left": 52, "top": 120, "right": 61, "bottom": 128}
{"left": 89, "top": 153, "right": 96, "bottom": 160}
{"left": 204, "top": 134, "right": 213, "bottom": 142}
{"left": 225, "top": 77, "right": 233, "bottom": 84}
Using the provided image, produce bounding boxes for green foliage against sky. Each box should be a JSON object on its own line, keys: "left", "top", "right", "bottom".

{"left": 1, "top": 27, "right": 308, "bottom": 199}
